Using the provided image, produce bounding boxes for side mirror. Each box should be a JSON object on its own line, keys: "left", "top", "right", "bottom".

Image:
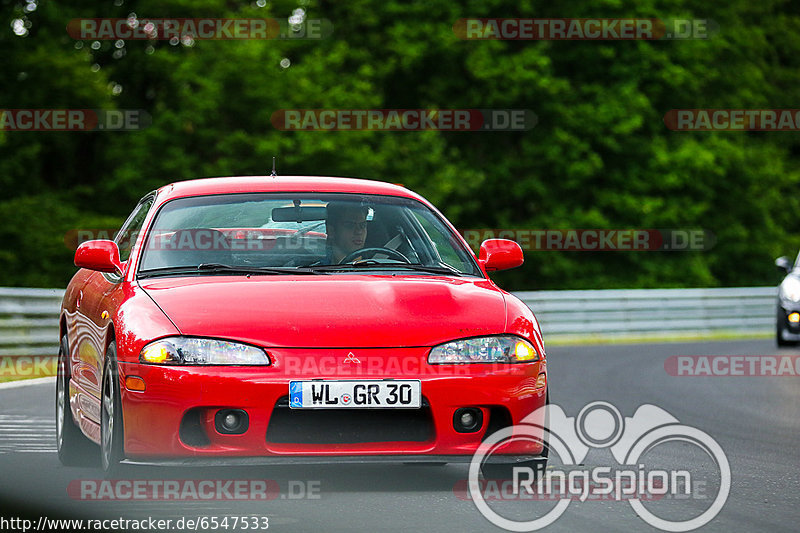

{"left": 776, "top": 256, "right": 793, "bottom": 273}
{"left": 75, "top": 240, "right": 123, "bottom": 275}
{"left": 479, "top": 239, "right": 524, "bottom": 272}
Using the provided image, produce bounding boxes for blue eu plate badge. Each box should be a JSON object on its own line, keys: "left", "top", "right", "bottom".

{"left": 290, "top": 381, "right": 303, "bottom": 408}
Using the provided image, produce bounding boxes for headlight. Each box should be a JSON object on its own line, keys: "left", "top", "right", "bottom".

{"left": 427, "top": 335, "right": 539, "bottom": 364}
{"left": 140, "top": 337, "right": 270, "bottom": 365}
{"left": 781, "top": 277, "right": 800, "bottom": 302}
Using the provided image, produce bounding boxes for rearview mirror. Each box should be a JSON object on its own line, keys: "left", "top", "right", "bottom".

{"left": 479, "top": 239, "right": 524, "bottom": 272}
{"left": 75, "top": 240, "right": 123, "bottom": 275}
{"left": 271, "top": 206, "right": 327, "bottom": 222}
{"left": 776, "top": 256, "right": 793, "bottom": 273}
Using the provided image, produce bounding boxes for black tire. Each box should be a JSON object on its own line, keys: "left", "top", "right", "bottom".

{"left": 101, "top": 342, "right": 125, "bottom": 474}
{"left": 56, "top": 335, "right": 96, "bottom": 466}
{"left": 481, "top": 390, "right": 549, "bottom": 481}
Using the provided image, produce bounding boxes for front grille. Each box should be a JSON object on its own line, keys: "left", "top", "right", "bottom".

{"left": 266, "top": 396, "right": 434, "bottom": 444}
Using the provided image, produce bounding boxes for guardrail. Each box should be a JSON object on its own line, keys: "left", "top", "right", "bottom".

{"left": 0, "top": 286, "right": 778, "bottom": 355}
{"left": 516, "top": 287, "right": 777, "bottom": 341}
{"left": 0, "top": 288, "right": 65, "bottom": 356}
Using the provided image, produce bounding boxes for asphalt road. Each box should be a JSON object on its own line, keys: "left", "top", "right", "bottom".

{"left": 1, "top": 339, "right": 798, "bottom": 532}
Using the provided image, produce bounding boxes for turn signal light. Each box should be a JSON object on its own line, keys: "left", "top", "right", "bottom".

{"left": 514, "top": 341, "right": 537, "bottom": 361}
{"left": 140, "top": 343, "right": 172, "bottom": 363}
{"left": 125, "top": 376, "right": 146, "bottom": 392}
{"left": 789, "top": 312, "right": 800, "bottom": 323}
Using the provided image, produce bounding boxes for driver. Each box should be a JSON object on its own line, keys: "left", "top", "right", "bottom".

{"left": 324, "top": 201, "right": 369, "bottom": 264}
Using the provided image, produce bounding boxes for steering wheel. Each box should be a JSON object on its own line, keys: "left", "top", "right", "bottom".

{"left": 340, "top": 247, "right": 411, "bottom": 264}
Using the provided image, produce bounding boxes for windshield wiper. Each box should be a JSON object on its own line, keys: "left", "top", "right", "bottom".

{"left": 137, "top": 263, "right": 322, "bottom": 278}
{"left": 308, "top": 262, "right": 465, "bottom": 276}
{"left": 402, "top": 262, "right": 465, "bottom": 276}
{"left": 308, "top": 259, "right": 409, "bottom": 271}
{"left": 197, "top": 263, "right": 325, "bottom": 275}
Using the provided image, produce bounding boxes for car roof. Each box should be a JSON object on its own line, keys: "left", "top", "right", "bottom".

{"left": 155, "top": 176, "right": 424, "bottom": 204}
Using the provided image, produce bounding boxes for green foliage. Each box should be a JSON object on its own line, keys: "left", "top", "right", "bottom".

{"left": 1, "top": 0, "right": 799, "bottom": 289}
{"left": 0, "top": 194, "right": 123, "bottom": 287}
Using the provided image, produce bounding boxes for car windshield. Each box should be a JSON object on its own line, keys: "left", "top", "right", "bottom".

{"left": 137, "top": 192, "right": 482, "bottom": 277}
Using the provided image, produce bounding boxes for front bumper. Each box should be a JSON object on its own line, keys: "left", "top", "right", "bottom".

{"left": 121, "top": 454, "right": 544, "bottom": 467}
{"left": 117, "top": 347, "right": 547, "bottom": 460}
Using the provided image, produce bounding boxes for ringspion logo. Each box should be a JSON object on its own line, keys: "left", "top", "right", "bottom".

{"left": 469, "top": 402, "right": 730, "bottom": 531}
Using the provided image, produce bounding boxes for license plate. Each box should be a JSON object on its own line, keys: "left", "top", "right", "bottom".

{"left": 289, "top": 380, "right": 421, "bottom": 409}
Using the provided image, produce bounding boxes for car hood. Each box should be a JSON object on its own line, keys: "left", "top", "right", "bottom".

{"left": 139, "top": 275, "right": 507, "bottom": 348}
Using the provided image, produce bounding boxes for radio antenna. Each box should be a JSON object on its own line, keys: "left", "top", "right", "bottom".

{"left": 271, "top": 157, "right": 277, "bottom": 177}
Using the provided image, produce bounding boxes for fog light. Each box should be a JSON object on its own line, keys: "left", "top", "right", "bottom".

{"left": 224, "top": 413, "right": 239, "bottom": 429}
{"left": 460, "top": 412, "right": 475, "bottom": 427}
{"left": 789, "top": 312, "right": 800, "bottom": 323}
{"left": 214, "top": 409, "right": 249, "bottom": 435}
{"left": 453, "top": 407, "right": 483, "bottom": 433}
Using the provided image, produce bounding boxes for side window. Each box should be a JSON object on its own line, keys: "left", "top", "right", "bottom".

{"left": 409, "top": 210, "right": 479, "bottom": 275}
{"left": 411, "top": 212, "right": 455, "bottom": 263}
{"left": 116, "top": 196, "right": 155, "bottom": 262}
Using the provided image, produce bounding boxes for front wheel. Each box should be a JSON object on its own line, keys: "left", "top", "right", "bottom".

{"left": 101, "top": 342, "right": 125, "bottom": 474}
{"left": 56, "top": 335, "right": 95, "bottom": 466}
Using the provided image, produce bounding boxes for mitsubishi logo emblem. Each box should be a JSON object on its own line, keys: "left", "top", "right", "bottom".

{"left": 343, "top": 352, "right": 361, "bottom": 364}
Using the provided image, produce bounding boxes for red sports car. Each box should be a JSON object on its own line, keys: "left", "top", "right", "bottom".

{"left": 56, "top": 176, "right": 548, "bottom": 476}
